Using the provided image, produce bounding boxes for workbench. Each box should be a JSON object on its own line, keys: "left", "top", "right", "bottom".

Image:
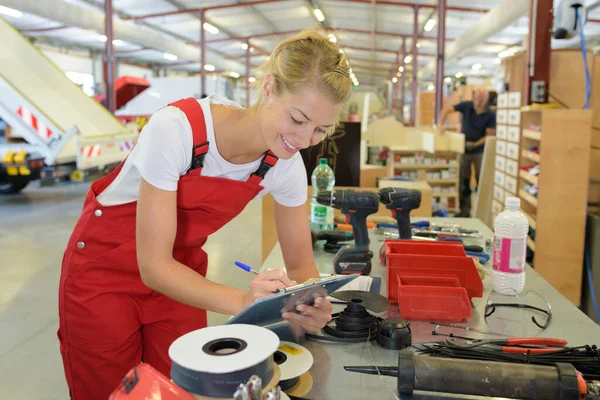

{"left": 261, "top": 217, "right": 600, "bottom": 400}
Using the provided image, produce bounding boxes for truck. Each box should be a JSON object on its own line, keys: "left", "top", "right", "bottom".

{"left": 0, "top": 16, "right": 139, "bottom": 194}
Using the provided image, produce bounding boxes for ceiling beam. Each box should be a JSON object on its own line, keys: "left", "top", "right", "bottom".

{"left": 122, "top": 0, "right": 288, "bottom": 21}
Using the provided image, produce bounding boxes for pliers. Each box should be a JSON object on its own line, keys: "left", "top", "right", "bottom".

{"left": 446, "top": 337, "right": 567, "bottom": 354}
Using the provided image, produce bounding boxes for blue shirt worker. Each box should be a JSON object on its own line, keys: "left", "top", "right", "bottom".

{"left": 438, "top": 89, "right": 496, "bottom": 217}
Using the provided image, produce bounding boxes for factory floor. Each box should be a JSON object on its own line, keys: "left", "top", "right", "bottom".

{"left": 0, "top": 181, "right": 264, "bottom": 399}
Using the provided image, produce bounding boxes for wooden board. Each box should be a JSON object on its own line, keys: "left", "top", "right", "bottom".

{"left": 417, "top": 91, "right": 435, "bottom": 127}
{"left": 360, "top": 165, "right": 388, "bottom": 188}
{"left": 535, "top": 109, "right": 592, "bottom": 306}
{"left": 474, "top": 136, "right": 497, "bottom": 229}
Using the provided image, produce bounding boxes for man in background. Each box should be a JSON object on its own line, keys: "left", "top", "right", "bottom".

{"left": 438, "top": 89, "right": 496, "bottom": 217}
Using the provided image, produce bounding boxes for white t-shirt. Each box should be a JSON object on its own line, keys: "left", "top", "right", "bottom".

{"left": 96, "top": 95, "right": 308, "bottom": 207}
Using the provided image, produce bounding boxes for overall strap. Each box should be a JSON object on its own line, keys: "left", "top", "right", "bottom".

{"left": 168, "top": 97, "right": 209, "bottom": 174}
{"left": 247, "top": 151, "right": 279, "bottom": 185}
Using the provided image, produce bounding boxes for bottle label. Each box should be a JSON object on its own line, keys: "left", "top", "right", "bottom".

{"left": 311, "top": 205, "right": 328, "bottom": 223}
{"left": 493, "top": 237, "right": 526, "bottom": 273}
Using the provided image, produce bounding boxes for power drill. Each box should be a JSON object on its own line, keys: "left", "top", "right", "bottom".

{"left": 378, "top": 187, "right": 422, "bottom": 265}
{"left": 316, "top": 189, "right": 380, "bottom": 275}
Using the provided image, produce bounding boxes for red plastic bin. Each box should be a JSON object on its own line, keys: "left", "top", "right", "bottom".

{"left": 394, "top": 273, "right": 473, "bottom": 321}
{"left": 384, "top": 240, "right": 483, "bottom": 303}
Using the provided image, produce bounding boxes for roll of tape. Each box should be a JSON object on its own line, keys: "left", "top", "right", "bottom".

{"left": 169, "top": 324, "right": 279, "bottom": 398}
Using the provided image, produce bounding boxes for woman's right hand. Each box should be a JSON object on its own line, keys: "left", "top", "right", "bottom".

{"left": 243, "top": 269, "right": 296, "bottom": 308}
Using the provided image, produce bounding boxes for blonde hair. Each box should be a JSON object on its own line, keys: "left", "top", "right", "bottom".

{"left": 256, "top": 27, "right": 353, "bottom": 107}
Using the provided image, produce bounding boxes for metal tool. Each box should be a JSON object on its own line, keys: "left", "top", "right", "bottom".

{"left": 316, "top": 190, "right": 380, "bottom": 275}
{"left": 311, "top": 229, "right": 354, "bottom": 253}
{"left": 431, "top": 321, "right": 509, "bottom": 337}
{"left": 344, "top": 349, "right": 597, "bottom": 400}
{"left": 446, "top": 337, "right": 567, "bottom": 354}
{"left": 233, "top": 383, "right": 250, "bottom": 400}
{"left": 379, "top": 187, "right": 422, "bottom": 239}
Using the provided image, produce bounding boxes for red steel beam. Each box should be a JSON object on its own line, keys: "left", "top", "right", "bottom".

{"left": 326, "top": 0, "right": 488, "bottom": 13}
{"left": 104, "top": 0, "right": 116, "bottom": 113}
{"left": 21, "top": 25, "right": 68, "bottom": 33}
{"left": 200, "top": 10, "right": 206, "bottom": 96}
{"left": 122, "top": 0, "right": 287, "bottom": 21}
{"left": 410, "top": 5, "right": 418, "bottom": 127}
{"left": 524, "top": 0, "right": 552, "bottom": 105}
{"left": 434, "top": 0, "right": 447, "bottom": 123}
{"left": 401, "top": 39, "right": 406, "bottom": 120}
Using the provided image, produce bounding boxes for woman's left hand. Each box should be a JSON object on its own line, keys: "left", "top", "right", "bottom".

{"left": 282, "top": 297, "right": 333, "bottom": 333}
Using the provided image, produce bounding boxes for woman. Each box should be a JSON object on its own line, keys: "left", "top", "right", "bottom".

{"left": 57, "top": 27, "right": 353, "bottom": 400}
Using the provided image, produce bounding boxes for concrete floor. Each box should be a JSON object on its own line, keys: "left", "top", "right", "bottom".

{"left": 0, "top": 181, "right": 264, "bottom": 399}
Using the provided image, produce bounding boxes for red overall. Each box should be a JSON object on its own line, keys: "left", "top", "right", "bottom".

{"left": 57, "top": 98, "right": 278, "bottom": 400}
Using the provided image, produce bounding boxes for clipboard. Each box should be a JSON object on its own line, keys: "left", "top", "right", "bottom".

{"left": 226, "top": 274, "right": 359, "bottom": 326}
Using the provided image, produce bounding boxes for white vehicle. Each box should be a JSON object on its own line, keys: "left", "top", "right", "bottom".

{"left": 0, "top": 17, "right": 138, "bottom": 194}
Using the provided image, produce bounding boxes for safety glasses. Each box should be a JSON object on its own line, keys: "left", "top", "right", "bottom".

{"left": 484, "top": 289, "right": 552, "bottom": 335}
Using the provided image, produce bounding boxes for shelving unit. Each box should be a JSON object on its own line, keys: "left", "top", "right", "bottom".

{"left": 518, "top": 108, "right": 593, "bottom": 306}
{"left": 388, "top": 148, "right": 461, "bottom": 212}
{"left": 492, "top": 91, "right": 522, "bottom": 218}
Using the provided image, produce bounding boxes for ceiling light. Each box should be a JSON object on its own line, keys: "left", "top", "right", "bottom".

{"left": 349, "top": 68, "right": 352, "bottom": 73}
{"left": 424, "top": 18, "right": 436, "bottom": 32}
{"left": 498, "top": 47, "right": 521, "bottom": 58}
{"left": 112, "top": 39, "right": 124, "bottom": 46}
{"left": 313, "top": 8, "right": 325, "bottom": 22}
{"left": 350, "top": 72, "right": 355, "bottom": 78}
{"left": 98, "top": 35, "right": 107, "bottom": 42}
{"left": 328, "top": 34, "right": 337, "bottom": 44}
{"left": 163, "top": 53, "right": 178, "bottom": 61}
{"left": 241, "top": 43, "right": 248, "bottom": 50}
{"left": 399, "top": 66, "right": 404, "bottom": 72}
{"left": 392, "top": 77, "right": 398, "bottom": 83}
{"left": 404, "top": 55, "right": 412, "bottom": 64}
{"left": 444, "top": 77, "right": 452, "bottom": 83}
{"left": 148, "top": 91, "right": 161, "bottom": 98}
{"left": 249, "top": 47, "right": 255, "bottom": 53}
{"left": 0, "top": 6, "right": 23, "bottom": 18}
{"left": 427, "top": 84, "right": 435, "bottom": 91}
{"left": 203, "top": 22, "right": 219, "bottom": 34}
{"left": 472, "top": 63, "right": 482, "bottom": 71}
{"left": 455, "top": 72, "right": 464, "bottom": 78}
{"left": 204, "top": 64, "right": 216, "bottom": 71}
{"left": 249, "top": 77, "right": 256, "bottom": 83}
{"left": 396, "top": 72, "right": 401, "bottom": 77}
{"left": 416, "top": 42, "right": 421, "bottom": 48}
{"left": 339, "top": 49, "right": 344, "bottom": 54}
{"left": 230, "top": 71, "right": 240, "bottom": 78}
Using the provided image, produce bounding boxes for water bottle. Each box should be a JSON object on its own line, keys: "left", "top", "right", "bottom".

{"left": 492, "top": 197, "right": 529, "bottom": 294}
{"left": 310, "top": 158, "right": 335, "bottom": 231}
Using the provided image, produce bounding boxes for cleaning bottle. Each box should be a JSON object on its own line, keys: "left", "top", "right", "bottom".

{"left": 310, "top": 158, "right": 335, "bottom": 231}
{"left": 492, "top": 197, "right": 529, "bottom": 294}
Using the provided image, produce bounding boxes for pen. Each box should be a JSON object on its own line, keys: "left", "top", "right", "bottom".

{"left": 234, "top": 261, "right": 260, "bottom": 276}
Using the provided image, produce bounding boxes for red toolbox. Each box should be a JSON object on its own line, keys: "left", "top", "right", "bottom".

{"left": 384, "top": 240, "right": 483, "bottom": 321}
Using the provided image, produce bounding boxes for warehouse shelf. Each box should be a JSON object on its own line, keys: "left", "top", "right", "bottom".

{"left": 394, "top": 163, "right": 458, "bottom": 170}
{"left": 522, "top": 210, "right": 537, "bottom": 230}
{"left": 519, "top": 170, "right": 539, "bottom": 185}
{"left": 517, "top": 109, "right": 593, "bottom": 306}
{"left": 522, "top": 129, "right": 542, "bottom": 141}
{"left": 521, "top": 150, "right": 540, "bottom": 163}
{"left": 527, "top": 236, "right": 536, "bottom": 251}
{"left": 432, "top": 193, "right": 458, "bottom": 198}
{"left": 519, "top": 189, "right": 538, "bottom": 208}
{"left": 426, "top": 179, "right": 459, "bottom": 184}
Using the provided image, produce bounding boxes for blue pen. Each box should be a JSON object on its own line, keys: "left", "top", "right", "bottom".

{"left": 234, "top": 261, "right": 260, "bottom": 276}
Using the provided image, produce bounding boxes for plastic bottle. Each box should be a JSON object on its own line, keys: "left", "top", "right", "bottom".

{"left": 310, "top": 158, "right": 335, "bottom": 231}
{"left": 492, "top": 197, "right": 529, "bottom": 294}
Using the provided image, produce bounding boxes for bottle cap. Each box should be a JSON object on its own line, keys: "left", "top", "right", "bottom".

{"left": 505, "top": 197, "right": 520, "bottom": 209}
{"left": 319, "top": 158, "right": 328, "bottom": 165}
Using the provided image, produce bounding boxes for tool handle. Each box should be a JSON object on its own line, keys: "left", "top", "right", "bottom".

{"left": 506, "top": 338, "right": 567, "bottom": 346}
{"left": 394, "top": 209, "right": 412, "bottom": 240}
{"left": 349, "top": 212, "right": 370, "bottom": 248}
{"left": 500, "top": 346, "right": 560, "bottom": 355}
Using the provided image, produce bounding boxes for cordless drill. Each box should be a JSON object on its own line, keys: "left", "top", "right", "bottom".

{"left": 378, "top": 187, "right": 422, "bottom": 265}
{"left": 316, "top": 189, "right": 380, "bottom": 275}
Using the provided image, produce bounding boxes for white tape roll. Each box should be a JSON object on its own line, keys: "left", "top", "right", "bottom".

{"left": 169, "top": 324, "right": 279, "bottom": 397}
{"left": 275, "top": 341, "right": 313, "bottom": 381}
